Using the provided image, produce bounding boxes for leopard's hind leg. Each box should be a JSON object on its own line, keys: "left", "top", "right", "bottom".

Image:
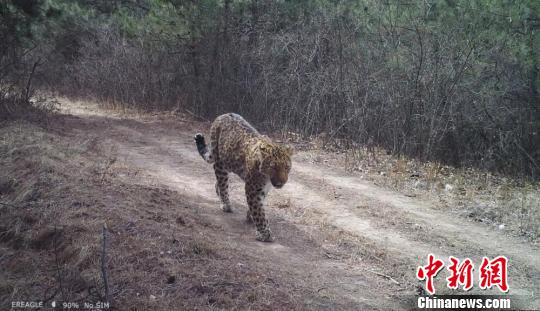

{"left": 214, "top": 163, "right": 232, "bottom": 213}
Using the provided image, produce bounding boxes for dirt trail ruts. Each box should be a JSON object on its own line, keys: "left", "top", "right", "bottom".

{"left": 61, "top": 101, "right": 539, "bottom": 310}
{"left": 292, "top": 164, "right": 540, "bottom": 267}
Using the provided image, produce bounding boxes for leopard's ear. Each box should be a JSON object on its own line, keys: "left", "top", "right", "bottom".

{"left": 258, "top": 143, "right": 269, "bottom": 153}
{"left": 284, "top": 144, "right": 294, "bottom": 156}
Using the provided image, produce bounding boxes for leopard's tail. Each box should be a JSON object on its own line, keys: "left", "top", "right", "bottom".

{"left": 194, "top": 133, "right": 214, "bottom": 163}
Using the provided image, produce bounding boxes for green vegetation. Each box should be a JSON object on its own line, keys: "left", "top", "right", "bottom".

{"left": 1, "top": 0, "right": 539, "bottom": 178}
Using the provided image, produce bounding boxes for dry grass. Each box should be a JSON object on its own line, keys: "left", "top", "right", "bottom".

{"left": 0, "top": 117, "right": 337, "bottom": 310}
{"left": 276, "top": 203, "right": 417, "bottom": 292}
{"left": 3, "top": 104, "right": 535, "bottom": 310}
{"left": 286, "top": 133, "right": 540, "bottom": 244}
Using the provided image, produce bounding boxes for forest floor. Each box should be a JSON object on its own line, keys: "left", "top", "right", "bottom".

{"left": 0, "top": 98, "right": 538, "bottom": 310}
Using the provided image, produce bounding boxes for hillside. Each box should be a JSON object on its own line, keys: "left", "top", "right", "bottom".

{"left": 1, "top": 99, "right": 538, "bottom": 310}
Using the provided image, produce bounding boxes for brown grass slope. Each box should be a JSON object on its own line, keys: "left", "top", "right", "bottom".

{"left": 0, "top": 117, "right": 379, "bottom": 310}
{"left": 1, "top": 100, "right": 538, "bottom": 310}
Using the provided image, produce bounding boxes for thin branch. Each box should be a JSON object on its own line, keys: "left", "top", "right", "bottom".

{"left": 101, "top": 224, "right": 111, "bottom": 304}
{"left": 184, "top": 108, "right": 209, "bottom": 121}
{"left": 323, "top": 109, "right": 363, "bottom": 148}
{"left": 367, "top": 269, "right": 401, "bottom": 285}
{"left": 514, "top": 141, "right": 540, "bottom": 171}
{"left": 0, "top": 201, "right": 19, "bottom": 208}
{"left": 53, "top": 225, "right": 65, "bottom": 301}
{"left": 25, "top": 58, "right": 42, "bottom": 101}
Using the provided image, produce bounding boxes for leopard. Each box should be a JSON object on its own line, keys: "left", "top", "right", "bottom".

{"left": 194, "top": 113, "right": 292, "bottom": 242}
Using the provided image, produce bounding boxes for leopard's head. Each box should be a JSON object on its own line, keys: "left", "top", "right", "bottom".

{"left": 255, "top": 141, "right": 293, "bottom": 188}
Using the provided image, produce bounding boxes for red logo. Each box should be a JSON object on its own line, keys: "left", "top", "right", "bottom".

{"left": 479, "top": 256, "right": 509, "bottom": 292}
{"left": 446, "top": 256, "right": 474, "bottom": 291}
{"left": 416, "top": 254, "right": 445, "bottom": 295}
{"left": 417, "top": 255, "right": 509, "bottom": 294}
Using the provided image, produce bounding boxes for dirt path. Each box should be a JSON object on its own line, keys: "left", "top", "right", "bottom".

{"left": 60, "top": 100, "right": 539, "bottom": 310}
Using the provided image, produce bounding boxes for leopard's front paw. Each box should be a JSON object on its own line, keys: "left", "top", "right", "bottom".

{"left": 221, "top": 203, "right": 233, "bottom": 213}
{"left": 255, "top": 229, "right": 273, "bottom": 242}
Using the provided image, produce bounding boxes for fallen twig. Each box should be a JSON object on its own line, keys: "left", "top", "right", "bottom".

{"left": 101, "top": 224, "right": 110, "bottom": 304}
{"left": 184, "top": 109, "right": 209, "bottom": 122}
{"left": 53, "top": 225, "right": 65, "bottom": 300}
{"left": 0, "top": 201, "right": 19, "bottom": 208}
{"left": 367, "top": 269, "right": 400, "bottom": 285}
